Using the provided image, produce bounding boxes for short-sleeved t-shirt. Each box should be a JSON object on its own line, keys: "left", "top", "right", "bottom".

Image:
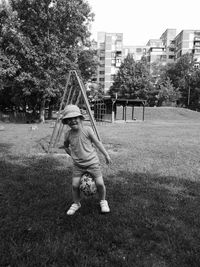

{"left": 64, "top": 126, "right": 99, "bottom": 167}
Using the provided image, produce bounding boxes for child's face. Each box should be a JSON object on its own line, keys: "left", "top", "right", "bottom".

{"left": 67, "top": 116, "right": 82, "bottom": 130}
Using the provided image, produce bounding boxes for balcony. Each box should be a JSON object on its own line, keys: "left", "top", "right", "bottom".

{"left": 194, "top": 49, "right": 200, "bottom": 54}
{"left": 194, "top": 42, "right": 200, "bottom": 47}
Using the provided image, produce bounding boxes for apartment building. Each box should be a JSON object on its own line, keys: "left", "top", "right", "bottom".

{"left": 160, "top": 29, "right": 176, "bottom": 63}
{"left": 123, "top": 45, "right": 147, "bottom": 61}
{"left": 146, "top": 39, "right": 166, "bottom": 66}
{"left": 134, "top": 28, "right": 200, "bottom": 69}
{"left": 174, "top": 30, "right": 200, "bottom": 66}
{"left": 145, "top": 29, "right": 177, "bottom": 74}
{"left": 96, "top": 32, "right": 123, "bottom": 92}
{"left": 94, "top": 29, "right": 200, "bottom": 92}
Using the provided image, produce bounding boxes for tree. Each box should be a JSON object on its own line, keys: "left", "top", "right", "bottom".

{"left": 109, "top": 54, "right": 152, "bottom": 99}
{"left": 0, "top": 2, "right": 24, "bottom": 110}
{"left": 186, "top": 68, "right": 200, "bottom": 110}
{"left": 159, "top": 53, "right": 200, "bottom": 108}
{"left": 162, "top": 53, "right": 193, "bottom": 88}
{"left": 86, "top": 82, "right": 104, "bottom": 102}
{"left": 0, "top": 0, "right": 95, "bottom": 121}
{"left": 156, "top": 77, "right": 181, "bottom": 106}
{"left": 77, "top": 48, "right": 98, "bottom": 82}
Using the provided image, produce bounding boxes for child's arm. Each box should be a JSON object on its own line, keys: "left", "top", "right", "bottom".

{"left": 64, "top": 145, "right": 71, "bottom": 156}
{"left": 88, "top": 130, "right": 111, "bottom": 164}
{"left": 64, "top": 133, "right": 71, "bottom": 156}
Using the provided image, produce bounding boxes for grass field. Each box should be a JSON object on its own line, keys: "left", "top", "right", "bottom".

{"left": 1, "top": 107, "right": 200, "bottom": 267}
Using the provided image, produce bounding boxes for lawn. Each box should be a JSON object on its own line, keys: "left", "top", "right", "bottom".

{"left": 1, "top": 107, "right": 200, "bottom": 267}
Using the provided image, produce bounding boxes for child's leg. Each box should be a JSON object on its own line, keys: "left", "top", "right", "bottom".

{"left": 95, "top": 176, "right": 106, "bottom": 200}
{"left": 72, "top": 176, "right": 81, "bottom": 203}
{"left": 95, "top": 176, "right": 110, "bottom": 213}
{"left": 66, "top": 176, "right": 81, "bottom": 215}
{"left": 87, "top": 164, "right": 110, "bottom": 213}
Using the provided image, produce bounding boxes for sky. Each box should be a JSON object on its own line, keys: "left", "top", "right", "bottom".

{"left": 87, "top": 0, "right": 200, "bottom": 46}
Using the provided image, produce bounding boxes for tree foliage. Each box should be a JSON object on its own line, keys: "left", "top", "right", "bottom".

{"left": 109, "top": 54, "right": 153, "bottom": 99}
{"left": 108, "top": 52, "right": 200, "bottom": 109}
{"left": 157, "top": 77, "right": 181, "bottom": 106}
{"left": 0, "top": 0, "right": 97, "bottom": 120}
{"left": 158, "top": 54, "right": 200, "bottom": 109}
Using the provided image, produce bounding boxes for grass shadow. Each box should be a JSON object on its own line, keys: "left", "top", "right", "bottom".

{"left": 0, "top": 142, "right": 13, "bottom": 154}
{"left": 1, "top": 155, "right": 200, "bottom": 267}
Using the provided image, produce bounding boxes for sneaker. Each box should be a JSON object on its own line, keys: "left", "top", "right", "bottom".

{"left": 100, "top": 200, "right": 110, "bottom": 213}
{"left": 66, "top": 202, "right": 81, "bottom": 215}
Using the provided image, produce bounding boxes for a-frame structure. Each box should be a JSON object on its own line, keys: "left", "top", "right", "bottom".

{"left": 48, "top": 70, "right": 101, "bottom": 153}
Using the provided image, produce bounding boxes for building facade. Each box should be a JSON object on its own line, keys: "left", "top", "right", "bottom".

{"left": 94, "top": 29, "right": 200, "bottom": 92}
{"left": 146, "top": 39, "right": 166, "bottom": 66}
{"left": 96, "top": 32, "right": 123, "bottom": 92}
{"left": 174, "top": 30, "right": 200, "bottom": 65}
{"left": 123, "top": 45, "right": 147, "bottom": 61}
{"left": 160, "top": 29, "right": 176, "bottom": 63}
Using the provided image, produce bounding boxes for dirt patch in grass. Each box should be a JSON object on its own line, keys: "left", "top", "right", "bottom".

{"left": 104, "top": 142, "right": 124, "bottom": 155}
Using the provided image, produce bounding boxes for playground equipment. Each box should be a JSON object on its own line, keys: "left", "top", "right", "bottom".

{"left": 93, "top": 98, "right": 147, "bottom": 122}
{"left": 48, "top": 70, "right": 100, "bottom": 153}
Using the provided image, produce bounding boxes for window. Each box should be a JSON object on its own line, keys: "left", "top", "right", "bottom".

{"left": 194, "top": 64, "right": 200, "bottom": 69}
{"left": 194, "top": 31, "right": 200, "bottom": 37}
{"left": 99, "top": 71, "right": 105, "bottom": 75}
{"left": 100, "top": 57, "right": 105, "bottom": 61}
{"left": 111, "top": 59, "right": 115, "bottom": 66}
{"left": 152, "top": 48, "right": 163, "bottom": 52}
{"left": 160, "top": 55, "right": 166, "bottom": 61}
{"left": 116, "top": 58, "right": 121, "bottom": 63}
{"left": 116, "top": 34, "right": 122, "bottom": 41}
{"left": 99, "top": 78, "right": 105, "bottom": 82}
{"left": 169, "top": 55, "right": 175, "bottom": 59}
{"left": 116, "top": 41, "right": 122, "bottom": 50}
{"left": 136, "top": 48, "right": 142, "bottom": 53}
{"left": 100, "top": 43, "right": 105, "bottom": 49}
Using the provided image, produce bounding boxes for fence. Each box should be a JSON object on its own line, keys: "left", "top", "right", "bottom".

{"left": 0, "top": 111, "right": 39, "bottom": 123}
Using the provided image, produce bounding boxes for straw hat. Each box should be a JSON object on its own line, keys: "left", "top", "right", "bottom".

{"left": 61, "top": 105, "right": 85, "bottom": 122}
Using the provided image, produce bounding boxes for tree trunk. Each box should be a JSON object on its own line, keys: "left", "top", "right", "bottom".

{"left": 48, "top": 104, "right": 53, "bottom": 120}
{"left": 40, "top": 99, "right": 46, "bottom": 123}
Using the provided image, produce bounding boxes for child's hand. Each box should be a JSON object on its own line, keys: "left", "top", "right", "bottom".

{"left": 105, "top": 154, "right": 111, "bottom": 165}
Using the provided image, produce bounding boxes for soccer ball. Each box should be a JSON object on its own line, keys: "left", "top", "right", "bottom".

{"left": 79, "top": 172, "right": 97, "bottom": 197}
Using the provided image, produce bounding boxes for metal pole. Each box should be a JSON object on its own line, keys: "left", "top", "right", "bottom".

{"left": 74, "top": 71, "right": 101, "bottom": 141}
{"left": 48, "top": 71, "right": 72, "bottom": 152}
{"left": 143, "top": 105, "right": 145, "bottom": 121}
{"left": 75, "top": 90, "right": 82, "bottom": 105}
{"left": 66, "top": 85, "right": 73, "bottom": 106}
{"left": 132, "top": 106, "right": 134, "bottom": 120}
{"left": 54, "top": 88, "right": 82, "bottom": 146}
{"left": 53, "top": 123, "right": 64, "bottom": 147}
{"left": 187, "top": 85, "right": 191, "bottom": 107}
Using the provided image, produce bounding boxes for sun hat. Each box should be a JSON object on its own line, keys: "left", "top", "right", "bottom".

{"left": 61, "top": 104, "right": 85, "bottom": 122}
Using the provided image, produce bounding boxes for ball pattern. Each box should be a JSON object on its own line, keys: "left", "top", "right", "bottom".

{"left": 79, "top": 172, "right": 97, "bottom": 197}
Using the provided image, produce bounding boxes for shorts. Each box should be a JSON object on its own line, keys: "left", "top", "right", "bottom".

{"left": 73, "top": 163, "right": 102, "bottom": 179}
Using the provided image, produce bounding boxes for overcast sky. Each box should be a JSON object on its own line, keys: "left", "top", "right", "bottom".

{"left": 87, "top": 0, "right": 200, "bottom": 46}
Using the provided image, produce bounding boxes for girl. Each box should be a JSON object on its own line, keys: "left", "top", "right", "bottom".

{"left": 62, "top": 104, "right": 111, "bottom": 215}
